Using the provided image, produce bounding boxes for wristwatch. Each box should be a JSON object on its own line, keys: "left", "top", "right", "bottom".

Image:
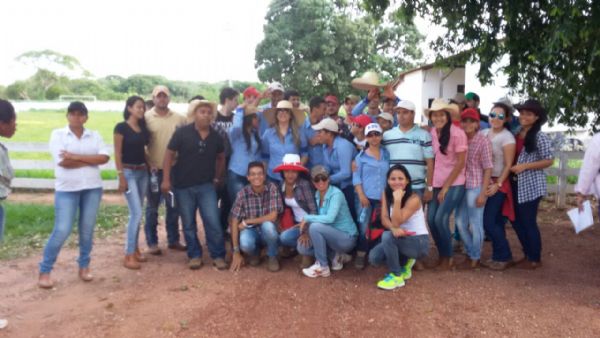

{"left": 233, "top": 246, "right": 240, "bottom": 253}
{"left": 427, "top": 186, "right": 433, "bottom": 192}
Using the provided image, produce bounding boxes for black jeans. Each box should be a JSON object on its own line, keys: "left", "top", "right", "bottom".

{"left": 144, "top": 170, "right": 181, "bottom": 247}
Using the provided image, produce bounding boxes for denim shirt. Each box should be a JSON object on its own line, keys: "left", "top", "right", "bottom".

{"left": 261, "top": 127, "right": 308, "bottom": 181}
{"left": 352, "top": 148, "right": 390, "bottom": 200}
{"left": 228, "top": 108, "right": 261, "bottom": 177}
{"left": 302, "top": 118, "right": 324, "bottom": 168}
{"left": 351, "top": 97, "right": 400, "bottom": 125}
{"left": 321, "top": 136, "right": 356, "bottom": 189}
{"left": 304, "top": 185, "right": 358, "bottom": 236}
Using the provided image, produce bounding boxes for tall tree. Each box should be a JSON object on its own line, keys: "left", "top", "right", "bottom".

{"left": 255, "top": 0, "right": 423, "bottom": 99}
{"left": 363, "top": 0, "right": 600, "bottom": 131}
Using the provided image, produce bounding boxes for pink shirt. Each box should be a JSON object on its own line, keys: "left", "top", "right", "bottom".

{"left": 431, "top": 124, "right": 468, "bottom": 188}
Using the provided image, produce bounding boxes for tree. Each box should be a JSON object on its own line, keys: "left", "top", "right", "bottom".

{"left": 362, "top": 0, "right": 600, "bottom": 131}
{"left": 255, "top": 0, "right": 423, "bottom": 99}
{"left": 16, "top": 50, "right": 92, "bottom": 78}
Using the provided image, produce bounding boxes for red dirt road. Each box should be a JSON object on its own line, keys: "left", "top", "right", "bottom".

{"left": 1, "top": 197, "right": 600, "bottom": 337}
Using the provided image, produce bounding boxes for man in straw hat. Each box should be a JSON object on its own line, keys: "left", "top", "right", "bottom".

{"left": 162, "top": 99, "right": 228, "bottom": 270}
{"left": 144, "top": 85, "right": 187, "bottom": 255}
{"left": 351, "top": 71, "right": 401, "bottom": 123}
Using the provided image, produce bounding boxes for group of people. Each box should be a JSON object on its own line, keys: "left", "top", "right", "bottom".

{"left": 0, "top": 80, "right": 597, "bottom": 291}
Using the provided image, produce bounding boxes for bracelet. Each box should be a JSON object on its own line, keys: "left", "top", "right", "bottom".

{"left": 233, "top": 246, "right": 240, "bottom": 253}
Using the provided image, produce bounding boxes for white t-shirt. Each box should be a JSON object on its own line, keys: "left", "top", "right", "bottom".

{"left": 285, "top": 197, "right": 306, "bottom": 222}
{"left": 389, "top": 202, "right": 428, "bottom": 236}
{"left": 49, "top": 126, "right": 110, "bottom": 192}
{"left": 482, "top": 128, "right": 515, "bottom": 177}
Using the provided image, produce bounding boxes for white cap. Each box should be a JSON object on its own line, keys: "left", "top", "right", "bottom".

{"left": 364, "top": 123, "right": 383, "bottom": 136}
{"left": 268, "top": 82, "right": 285, "bottom": 93}
{"left": 395, "top": 100, "right": 416, "bottom": 111}
{"left": 311, "top": 118, "right": 339, "bottom": 133}
{"left": 376, "top": 112, "right": 394, "bottom": 122}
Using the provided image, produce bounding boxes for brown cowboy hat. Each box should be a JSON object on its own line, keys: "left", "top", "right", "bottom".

{"left": 262, "top": 100, "right": 306, "bottom": 127}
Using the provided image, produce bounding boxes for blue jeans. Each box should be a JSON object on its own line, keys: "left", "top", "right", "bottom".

{"left": 381, "top": 231, "right": 429, "bottom": 275}
{"left": 279, "top": 226, "right": 301, "bottom": 248}
{"left": 355, "top": 199, "right": 379, "bottom": 252}
{"left": 367, "top": 242, "right": 386, "bottom": 266}
{"left": 483, "top": 190, "right": 512, "bottom": 262}
{"left": 123, "top": 169, "right": 148, "bottom": 254}
{"left": 297, "top": 223, "right": 357, "bottom": 267}
{"left": 175, "top": 183, "right": 226, "bottom": 259}
{"left": 455, "top": 187, "right": 485, "bottom": 260}
{"left": 227, "top": 170, "right": 248, "bottom": 206}
{"left": 39, "top": 188, "right": 103, "bottom": 273}
{"left": 427, "top": 185, "right": 465, "bottom": 258}
{"left": 511, "top": 180, "right": 542, "bottom": 262}
{"left": 145, "top": 170, "right": 180, "bottom": 247}
{"left": 240, "top": 221, "right": 279, "bottom": 257}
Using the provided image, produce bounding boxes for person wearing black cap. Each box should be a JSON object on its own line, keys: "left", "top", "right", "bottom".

{"left": 509, "top": 99, "right": 554, "bottom": 270}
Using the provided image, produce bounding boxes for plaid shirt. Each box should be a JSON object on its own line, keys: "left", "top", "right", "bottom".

{"left": 516, "top": 132, "right": 554, "bottom": 203}
{"left": 465, "top": 132, "right": 493, "bottom": 189}
{"left": 279, "top": 177, "right": 317, "bottom": 215}
{"left": 230, "top": 181, "right": 283, "bottom": 221}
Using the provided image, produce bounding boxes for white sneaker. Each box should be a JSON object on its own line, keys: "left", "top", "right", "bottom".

{"left": 302, "top": 261, "right": 331, "bottom": 278}
{"left": 331, "top": 253, "right": 352, "bottom": 271}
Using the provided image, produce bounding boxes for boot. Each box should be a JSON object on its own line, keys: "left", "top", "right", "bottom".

{"left": 124, "top": 255, "right": 141, "bottom": 270}
{"left": 434, "top": 257, "right": 454, "bottom": 271}
{"left": 134, "top": 248, "right": 147, "bottom": 262}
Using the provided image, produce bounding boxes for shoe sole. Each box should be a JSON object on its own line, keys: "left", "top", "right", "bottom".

{"left": 331, "top": 264, "right": 343, "bottom": 271}
{"left": 302, "top": 270, "right": 331, "bottom": 278}
{"left": 377, "top": 282, "right": 405, "bottom": 290}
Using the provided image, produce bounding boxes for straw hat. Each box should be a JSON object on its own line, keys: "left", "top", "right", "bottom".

{"left": 262, "top": 100, "right": 306, "bottom": 127}
{"left": 187, "top": 99, "right": 218, "bottom": 121}
{"left": 351, "top": 71, "right": 385, "bottom": 91}
{"left": 427, "top": 98, "right": 456, "bottom": 115}
{"left": 273, "top": 153, "right": 309, "bottom": 173}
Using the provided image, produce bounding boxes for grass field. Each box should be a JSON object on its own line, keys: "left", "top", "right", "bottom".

{"left": 0, "top": 202, "right": 128, "bottom": 260}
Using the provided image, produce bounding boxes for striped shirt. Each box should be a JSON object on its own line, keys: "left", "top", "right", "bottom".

{"left": 382, "top": 125, "right": 433, "bottom": 189}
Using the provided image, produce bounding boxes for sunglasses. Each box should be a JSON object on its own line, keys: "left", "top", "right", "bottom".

{"left": 367, "top": 132, "right": 382, "bottom": 137}
{"left": 489, "top": 112, "right": 505, "bottom": 120}
{"left": 312, "top": 175, "right": 329, "bottom": 183}
{"left": 198, "top": 140, "right": 207, "bottom": 154}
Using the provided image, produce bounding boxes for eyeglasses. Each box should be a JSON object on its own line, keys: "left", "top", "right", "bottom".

{"left": 489, "top": 112, "right": 505, "bottom": 120}
{"left": 312, "top": 175, "right": 329, "bottom": 183}
{"left": 198, "top": 140, "right": 207, "bottom": 154}
{"left": 367, "top": 132, "right": 382, "bottom": 137}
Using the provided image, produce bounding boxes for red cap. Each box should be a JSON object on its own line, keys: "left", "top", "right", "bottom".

{"left": 460, "top": 108, "right": 480, "bottom": 122}
{"left": 324, "top": 95, "right": 339, "bottom": 105}
{"left": 243, "top": 86, "right": 260, "bottom": 99}
{"left": 351, "top": 114, "right": 372, "bottom": 128}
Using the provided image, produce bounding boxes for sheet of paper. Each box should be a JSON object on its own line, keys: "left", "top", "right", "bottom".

{"left": 567, "top": 201, "right": 595, "bottom": 234}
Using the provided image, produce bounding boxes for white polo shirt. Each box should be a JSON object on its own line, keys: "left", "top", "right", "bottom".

{"left": 49, "top": 126, "right": 110, "bottom": 192}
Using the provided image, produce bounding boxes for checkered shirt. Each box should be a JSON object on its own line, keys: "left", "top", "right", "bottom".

{"left": 465, "top": 132, "right": 494, "bottom": 189}
{"left": 516, "top": 132, "right": 554, "bottom": 203}
{"left": 230, "top": 181, "right": 283, "bottom": 220}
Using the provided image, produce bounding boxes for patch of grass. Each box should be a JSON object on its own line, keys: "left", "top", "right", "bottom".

{"left": 0, "top": 202, "right": 128, "bottom": 260}
{"left": 13, "top": 110, "right": 120, "bottom": 143}
{"left": 9, "top": 152, "right": 53, "bottom": 161}
{"left": 14, "top": 169, "right": 117, "bottom": 180}
{"left": 547, "top": 176, "right": 578, "bottom": 185}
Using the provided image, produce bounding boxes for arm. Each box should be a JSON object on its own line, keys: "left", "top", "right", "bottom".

{"left": 424, "top": 157, "right": 434, "bottom": 202}
{"left": 352, "top": 156, "right": 369, "bottom": 208}
{"left": 230, "top": 217, "right": 244, "bottom": 271}
{"left": 441, "top": 151, "right": 466, "bottom": 191}
{"left": 380, "top": 192, "right": 394, "bottom": 230}
{"left": 60, "top": 153, "right": 110, "bottom": 166}
{"left": 229, "top": 108, "right": 244, "bottom": 140}
{"left": 304, "top": 190, "right": 343, "bottom": 224}
{"left": 160, "top": 149, "right": 175, "bottom": 193}
{"left": 498, "top": 144, "right": 516, "bottom": 184}
{"left": 245, "top": 210, "right": 278, "bottom": 225}
{"left": 351, "top": 98, "right": 368, "bottom": 117}
{"left": 214, "top": 152, "right": 225, "bottom": 184}
{"left": 477, "top": 168, "right": 492, "bottom": 207}
{"left": 113, "top": 132, "right": 127, "bottom": 192}
{"left": 391, "top": 194, "right": 421, "bottom": 227}
{"left": 512, "top": 132, "right": 555, "bottom": 174}
{"left": 329, "top": 143, "right": 354, "bottom": 184}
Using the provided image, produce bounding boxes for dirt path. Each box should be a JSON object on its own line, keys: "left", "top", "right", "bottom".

{"left": 1, "top": 199, "right": 600, "bottom": 337}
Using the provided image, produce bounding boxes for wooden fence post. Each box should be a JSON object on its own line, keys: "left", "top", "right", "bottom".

{"left": 556, "top": 151, "right": 568, "bottom": 208}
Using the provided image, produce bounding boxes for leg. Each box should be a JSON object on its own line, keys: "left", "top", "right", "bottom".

{"left": 483, "top": 191, "right": 512, "bottom": 261}
{"left": 259, "top": 221, "right": 279, "bottom": 257}
{"left": 217, "top": 184, "right": 231, "bottom": 233}
{"left": 77, "top": 188, "right": 102, "bottom": 269}
{"left": 308, "top": 223, "right": 356, "bottom": 267}
{"left": 356, "top": 203, "right": 372, "bottom": 253}
{"left": 466, "top": 188, "right": 485, "bottom": 260}
{"left": 279, "top": 227, "right": 301, "bottom": 248}
{"left": 239, "top": 227, "right": 260, "bottom": 256}
{"left": 394, "top": 235, "right": 430, "bottom": 268}
{"left": 196, "top": 183, "right": 226, "bottom": 259}
{"left": 368, "top": 242, "right": 386, "bottom": 266}
{"left": 426, "top": 189, "right": 441, "bottom": 252}
{"left": 454, "top": 190, "right": 471, "bottom": 256}
{"left": 161, "top": 171, "right": 181, "bottom": 246}
{"left": 39, "top": 191, "right": 78, "bottom": 273}
{"left": 123, "top": 170, "right": 143, "bottom": 254}
{"left": 226, "top": 170, "right": 248, "bottom": 204}
{"left": 144, "top": 172, "right": 160, "bottom": 247}
{"left": 175, "top": 187, "right": 202, "bottom": 259}
{"left": 512, "top": 197, "right": 542, "bottom": 262}
{"left": 432, "top": 186, "right": 465, "bottom": 258}
{"left": 134, "top": 171, "right": 149, "bottom": 251}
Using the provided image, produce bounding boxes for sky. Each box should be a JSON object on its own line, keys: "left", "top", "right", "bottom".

{"left": 0, "top": 0, "right": 271, "bottom": 85}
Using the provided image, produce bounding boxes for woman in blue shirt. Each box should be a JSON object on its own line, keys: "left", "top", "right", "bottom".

{"left": 352, "top": 123, "right": 389, "bottom": 269}
{"left": 227, "top": 104, "right": 262, "bottom": 202}
{"left": 261, "top": 100, "right": 308, "bottom": 182}
{"left": 298, "top": 166, "right": 358, "bottom": 278}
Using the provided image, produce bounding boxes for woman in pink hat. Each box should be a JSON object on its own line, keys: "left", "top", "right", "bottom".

{"left": 275, "top": 154, "right": 317, "bottom": 268}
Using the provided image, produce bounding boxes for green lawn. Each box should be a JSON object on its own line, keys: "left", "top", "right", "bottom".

{"left": 14, "top": 169, "right": 118, "bottom": 180}
{"left": 0, "top": 202, "right": 128, "bottom": 260}
{"left": 13, "top": 110, "right": 121, "bottom": 143}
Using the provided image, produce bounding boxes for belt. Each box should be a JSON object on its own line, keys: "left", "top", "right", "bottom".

{"left": 123, "top": 164, "right": 147, "bottom": 170}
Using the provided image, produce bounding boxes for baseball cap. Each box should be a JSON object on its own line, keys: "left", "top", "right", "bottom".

{"left": 351, "top": 114, "right": 371, "bottom": 128}
{"left": 460, "top": 108, "right": 480, "bottom": 122}
{"left": 310, "top": 165, "right": 330, "bottom": 179}
{"left": 364, "top": 123, "right": 383, "bottom": 136}
{"left": 376, "top": 112, "right": 394, "bottom": 122}
{"left": 311, "top": 117, "right": 339, "bottom": 133}
{"left": 268, "top": 82, "right": 285, "bottom": 93}
{"left": 152, "top": 85, "right": 170, "bottom": 97}
{"left": 243, "top": 86, "right": 261, "bottom": 99}
{"left": 465, "top": 92, "right": 479, "bottom": 101}
{"left": 395, "top": 100, "right": 416, "bottom": 111}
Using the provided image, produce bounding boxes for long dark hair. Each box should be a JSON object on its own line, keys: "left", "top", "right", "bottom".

{"left": 243, "top": 113, "right": 261, "bottom": 153}
{"left": 523, "top": 117, "right": 543, "bottom": 153}
{"left": 384, "top": 164, "right": 414, "bottom": 209}
{"left": 431, "top": 110, "right": 452, "bottom": 155}
{"left": 123, "top": 95, "right": 149, "bottom": 142}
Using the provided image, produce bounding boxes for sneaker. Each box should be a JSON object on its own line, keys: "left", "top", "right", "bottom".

{"left": 188, "top": 257, "right": 203, "bottom": 270}
{"left": 168, "top": 242, "right": 187, "bottom": 251}
{"left": 267, "top": 257, "right": 280, "bottom": 272}
{"left": 147, "top": 245, "right": 162, "bottom": 256}
{"left": 400, "top": 258, "right": 416, "bottom": 280}
{"left": 302, "top": 261, "right": 331, "bottom": 278}
{"left": 331, "top": 253, "right": 352, "bottom": 271}
{"left": 354, "top": 251, "right": 367, "bottom": 270}
{"left": 212, "top": 258, "right": 228, "bottom": 270}
{"left": 377, "top": 273, "right": 405, "bottom": 290}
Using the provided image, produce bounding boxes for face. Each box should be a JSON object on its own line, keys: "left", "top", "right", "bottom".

{"left": 376, "top": 118, "right": 392, "bottom": 131}
{"left": 312, "top": 174, "right": 329, "bottom": 192}
{"left": 128, "top": 99, "right": 146, "bottom": 120}
{"left": 194, "top": 105, "right": 213, "bottom": 127}
{"left": 351, "top": 123, "right": 364, "bottom": 137}
{"left": 271, "top": 90, "right": 284, "bottom": 106}
{"left": 344, "top": 100, "right": 357, "bottom": 114}
{"left": 489, "top": 107, "right": 508, "bottom": 129}
{"left": 387, "top": 169, "right": 409, "bottom": 191}
{"left": 251, "top": 115, "right": 260, "bottom": 129}
{"left": 67, "top": 111, "right": 88, "bottom": 129}
{"left": 518, "top": 109, "right": 539, "bottom": 128}
{"left": 289, "top": 96, "right": 301, "bottom": 108}
{"left": 153, "top": 92, "right": 170, "bottom": 109}
{"left": 276, "top": 109, "right": 292, "bottom": 124}
{"left": 283, "top": 170, "right": 299, "bottom": 184}
{"left": 430, "top": 110, "right": 448, "bottom": 129}
{"left": 247, "top": 166, "right": 266, "bottom": 187}
{"left": 325, "top": 100, "right": 339, "bottom": 116}
{"left": 382, "top": 100, "right": 394, "bottom": 113}
{"left": 466, "top": 99, "right": 478, "bottom": 108}
{"left": 368, "top": 96, "right": 380, "bottom": 109}
{"left": 224, "top": 95, "right": 240, "bottom": 111}
{"left": 460, "top": 118, "right": 479, "bottom": 134}
{"left": 311, "top": 103, "right": 326, "bottom": 120}
{"left": 0, "top": 118, "right": 16, "bottom": 138}
{"left": 366, "top": 131, "right": 382, "bottom": 147}
{"left": 315, "top": 129, "right": 330, "bottom": 144}
{"left": 397, "top": 108, "right": 414, "bottom": 127}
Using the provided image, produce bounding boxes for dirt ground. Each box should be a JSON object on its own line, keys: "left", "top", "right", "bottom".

{"left": 1, "top": 194, "right": 600, "bottom": 337}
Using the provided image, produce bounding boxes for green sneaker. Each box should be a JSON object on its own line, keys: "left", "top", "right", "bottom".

{"left": 377, "top": 273, "right": 405, "bottom": 290}
{"left": 400, "top": 258, "right": 416, "bottom": 280}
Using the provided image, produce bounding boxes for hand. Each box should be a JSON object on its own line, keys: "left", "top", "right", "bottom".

{"left": 160, "top": 180, "right": 171, "bottom": 194}
{"left": 382, "top": 81, "right": 398, "bottom": 100}
{"left": 238, "top": 219, "right": 248, "bottom": 230}
{"left": 309, "top": 134, "right": 320, "bottom": 146}
{"left": 486, "top": 183, "right": 499, "bottom": 196}
{"left": 391, "top": 227, "right": 408, "bottom": 238}
{"left": 438, "top": 187, "right": 448, "bottom": 203}
{"left": 230, "top": 252, "right": 244, "bottom": 272}
{"left": 351, "top": 161, "right": 357, "bottom": 173}
{"left": 359, "top": 195, "right": 370, "bottom": 208}
{"left": 510, "top": 164, "right": 527, "bottom": 175}
{"left": 367, "top": 88, "right": 379, "bottom": 101}
{"left": 423, "top": 189, "right": 433, "bottom": 203}
{"left": 393, "top": 189, "right": 405, "bottom": 202}
{"left": 475, "top": 194, "right": 487, "bottom": 208}
{"left": 60, "top": 151, "right": 77, "bottom": 160}
{"left": 298, "top": 233, "right": 311, "bottom": 248}
{"left": 576, "top": 194, "right": 585, "bottom": 212}
{"left": 298, "top": 220, "right": 307, "bottom": 232}
{"left": 118, "top": 176, "right": 128, "bottom": 193}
